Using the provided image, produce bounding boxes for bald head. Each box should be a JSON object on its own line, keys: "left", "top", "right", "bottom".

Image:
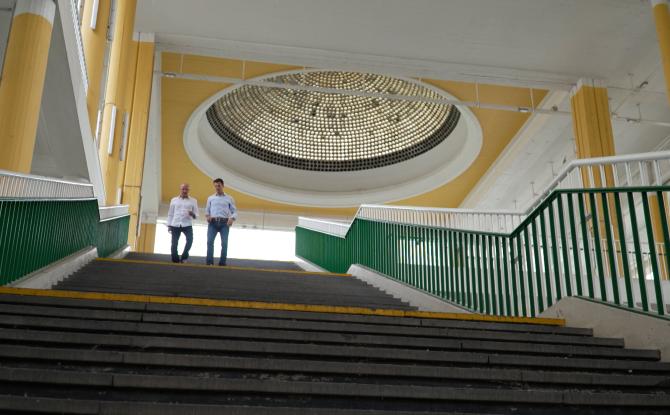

{"left": 179, "top": 183, "right": 190, "bottom": 198}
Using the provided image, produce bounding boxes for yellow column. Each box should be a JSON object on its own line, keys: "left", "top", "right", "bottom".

{"left": 122, "top": 34, "right": 155, "bottom": 249}
{"left": 81, "top": 0, "right": 111, "bottom": 135}
{"left": 0, "top": 0, "right": 56, "bottom": 173}
{"left": 116, "top": 37, "right": 138, "bottom": 192}
{"left": 136, "top": 223, "right": 156, "bottom": 253}
{"left": 652, "top": 0, "right": 670, "bottom": 106}
{"left": 570, "top": 78, "right": 616, "bottom": 186}
{"left": 98, "top": 0, "right": 137, "bottom": 205}
{"left": 570, "top": 78, "right": 623, "bottom": 275}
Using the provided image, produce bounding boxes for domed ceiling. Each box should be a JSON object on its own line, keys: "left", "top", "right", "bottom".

{"left": 205, "top": 71, "right": 460, "bottom": 172}
{"left": 185, "top": 69, "right": 481, "bottom": 207}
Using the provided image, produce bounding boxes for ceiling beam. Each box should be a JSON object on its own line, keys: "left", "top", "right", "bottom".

{"left": 159, "top": 70, "right": 573, "bottom": 116}
{"left": 158, "top": 69, "right": 670, "bottom": 128}
{"left": 155, "top": 33, "right": 582, "bottom": 91}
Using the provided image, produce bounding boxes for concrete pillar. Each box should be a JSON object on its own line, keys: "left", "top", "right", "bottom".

{"left": 0, "top": 0, "right": 56, "bottom": 173}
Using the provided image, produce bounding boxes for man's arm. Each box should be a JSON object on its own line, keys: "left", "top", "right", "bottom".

{"left": 190, "top": 199, "right": 198, "bottom": 219}
{"left": 227, "top": 196, "right": 238, "bottom": 226}
{"left": 205, "top": 197, "right": 211, "bottom": 222}
{"left": 166, "top": 200, "right": 175, "bottom": 232}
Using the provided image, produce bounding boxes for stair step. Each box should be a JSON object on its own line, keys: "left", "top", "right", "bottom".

{"left": 0, "top": 345, "right": 667, "bottom": 388}
{"left": 0, "top": 394, "right": 504, "bottom": 415}
{"left": 0, "top": 326, "right": 666, "bottom": 372}
{"left": 0, "top": 302, "right": 622, "bottom": 347}
{"left": 1, "top": 366, "right": 670, "bottom": 408}
{"left": 0, "top": 292, "right": 584, "bottom": 336}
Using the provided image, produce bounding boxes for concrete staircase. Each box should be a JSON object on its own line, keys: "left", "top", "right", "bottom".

{"left": 0, "top": 257, "right": 668, "bottom": 414}
{"left": 57, "top": 256, "right": 413, "bottom": 310}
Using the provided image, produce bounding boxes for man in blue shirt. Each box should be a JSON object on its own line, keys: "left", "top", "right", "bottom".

{"left": 205, "top": 178, "right": 238, "bottom": 266}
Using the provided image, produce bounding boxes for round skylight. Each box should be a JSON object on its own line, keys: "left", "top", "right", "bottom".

{"left": 206, "top": 71, "right": 460, "bottom": 172}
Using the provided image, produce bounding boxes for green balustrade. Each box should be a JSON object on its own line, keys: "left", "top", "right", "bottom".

{"left": 0, "top": 198, "right": 130, "bottom": 285}
{"left": 296, "top": 187, "right": 670, "bottom": 317}
{"left": 97, "top": 214, "right": 131, "bottom": 258}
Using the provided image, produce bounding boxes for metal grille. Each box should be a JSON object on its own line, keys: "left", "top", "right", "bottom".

{"left": 0, "top": 170, "right": 94, "bottom": 199}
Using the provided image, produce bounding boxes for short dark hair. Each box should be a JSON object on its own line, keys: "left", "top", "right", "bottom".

{"left": 213, "top": 178, "right": 224, "bottom": 185}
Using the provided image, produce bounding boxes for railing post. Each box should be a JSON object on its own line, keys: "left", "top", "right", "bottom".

{"left": 641, "top": 192, "right": 665, "bottom": 315}
{"left": 628, "top": 192, "right": 649, "bottom": 312}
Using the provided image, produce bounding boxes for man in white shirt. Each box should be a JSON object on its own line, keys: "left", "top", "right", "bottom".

{"left": 205, "top": 178, "right": 238, "bottom": 266}
{"left": 167, "top": 183, "right": 198, "bottom": 263}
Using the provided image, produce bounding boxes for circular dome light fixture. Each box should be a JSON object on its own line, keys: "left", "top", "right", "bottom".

{"left": 205, "top": 71, "right": 460, "bottom": 172}
{"left": 185, "top": 69, "right": 482, "bottom": 207}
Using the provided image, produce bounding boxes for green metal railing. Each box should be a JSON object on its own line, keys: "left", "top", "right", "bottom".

{"left": 0, "top": 171, "right": 131, "bottom": 285}
{"left": 0, "top": 199, "right": 99, "bottom": 285}
{"left": 297, "top": 187, "right": 670, "bottom": 317}
{"left": 97, "top": 214, "right": 131, "bottom": 258}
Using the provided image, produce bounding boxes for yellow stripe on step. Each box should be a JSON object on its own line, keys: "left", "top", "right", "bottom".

{"left": 95, "top": 257, "right": 352, "bottom": 277}
{"left": 0, "top": 286, "right": 565, "bottom": 326}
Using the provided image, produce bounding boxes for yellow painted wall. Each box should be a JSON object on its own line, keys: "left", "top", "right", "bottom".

{"left": 0, "top": 12, "right": 53, "bottom": 173}
{"left": 123, "top": 40, "right": 155, "bottom": 249}
{"left": 160, "top": 53, "right": 546, "bottom": 216}
{"left": 81, "top": 0, "right": 111, "bottom": 135}
{"left": 136, "top": 223, "right": 156, "bottom": 253}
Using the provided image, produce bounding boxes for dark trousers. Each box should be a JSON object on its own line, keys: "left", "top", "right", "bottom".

{"left": 170, "top": 226, "right": 193, "bottom": 263}
{"left": 207, "top": 220, "right": 230, "bottom": 265}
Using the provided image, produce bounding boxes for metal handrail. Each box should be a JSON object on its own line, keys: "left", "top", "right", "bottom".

{"left": 296, "top": 186, "right": 670, "bottom": 318}
{"left": 69, "top": 0, "right": 89, "bottom": 94}
{"left": 0, "top": 169, "right": 94, "bottom": 199}
{"left": 299, "top": 151, "right": 670, "bottom": 235}
{"left": 99, "top": 205, "right": 130, "bottom": 221}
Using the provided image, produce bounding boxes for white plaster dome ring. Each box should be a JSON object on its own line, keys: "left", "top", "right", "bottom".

{"left": 184, "top": 70, "right": 483, "bottom": 208}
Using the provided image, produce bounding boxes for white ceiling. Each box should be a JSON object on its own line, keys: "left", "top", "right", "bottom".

{"left": 135, "top": 0, "right": 670, "bottom": 210}
{"left": 136, "top": 0, "right": 658, "bottom": 88}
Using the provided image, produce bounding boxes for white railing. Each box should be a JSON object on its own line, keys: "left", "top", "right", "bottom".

{"left": 70, "top": 0, "right": 88, "bottom": 94}
{"left": 527, "top": 151, "right": 670, "bottom": 212}
{"left": 0, "top": 170, "right": 94, "bottom": 199}
{"left": 299, "top": 151, "right": 670, "bottom": 237}
{"left": 358, "top": 205, "right": 524, "bottom": 235}
{"left": 99, "top": 205, "right": 129, "bottom": 220}
{"left": 298, "top": 218, "right": 350, "bottom": 237}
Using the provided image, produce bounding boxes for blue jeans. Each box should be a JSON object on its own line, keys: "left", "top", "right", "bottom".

{"left": 207, "top": 220, "right": 230, "bottom": 265}
{"left": 170, "top": 226, "right": 193, "bottom": 263}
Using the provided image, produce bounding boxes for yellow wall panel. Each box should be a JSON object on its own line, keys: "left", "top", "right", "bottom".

{"left": 81, "top": 0, "right": 111, "bottom": 134}
{"left": 0, "top": 13, "right": 53, "bottom": 173}
{"left": 136, "top": 223, "right": 156, "bottom": 253}
{"left": 182, "top": 54, "right": 244, "bottom": 79}
{"left": 161, "top": 52, "right": 182, "bottom": 73}
{"left": 243, "top": 61, "right": 303, "bottom": 79}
